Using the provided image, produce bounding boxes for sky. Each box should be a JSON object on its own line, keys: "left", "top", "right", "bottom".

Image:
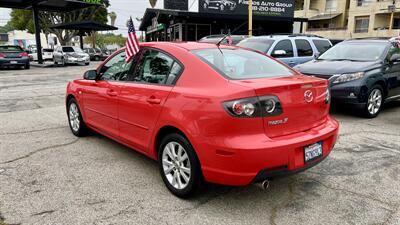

{"left": 0, "top": 0, "right": 158, "bottom": 36}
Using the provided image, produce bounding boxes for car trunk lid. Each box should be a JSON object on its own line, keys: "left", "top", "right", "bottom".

{"left": 230, "top": 75, "right": 329, "bottom": 138}
{"left": 2, "top": 51, "right": 22, "bottom": 58}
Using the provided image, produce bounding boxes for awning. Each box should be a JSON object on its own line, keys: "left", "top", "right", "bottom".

{"left": 308, "top": 13, "right": 342, "bottom": 21}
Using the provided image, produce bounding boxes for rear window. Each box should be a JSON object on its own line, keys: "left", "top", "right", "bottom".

{"left": 192, "top": 48, "right": 294, "bottom": 80}
{"left": 0, "top": 46, "right": 23, "bottom": 52}
{"left": 312, "top": 40, "right": 332, "bottom": 54}
{"left": 237, "top": 39, "right": 274, "bottom": 53}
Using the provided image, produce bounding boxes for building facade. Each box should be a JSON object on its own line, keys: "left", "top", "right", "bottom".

{"left": 140, "top": 0, "right": 303, "bottom": 42}
{"left": 296, "top": 0, "right": 400, "bottom": 40}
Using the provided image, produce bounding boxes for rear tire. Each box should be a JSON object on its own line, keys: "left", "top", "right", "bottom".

{"left": 54, "top": 58, "right": 58, "bottom": 65}
{"left": 158, "top": 133, "right": 202, "bottom": 198}
{"left": 24, "top": 63, "right": 30, "bottom": 69}
{"left": 67, "top": 98, "right": 88, "bottom": 137}
{"left": 363, "top": 85, "right": 384, "bottom": 118}
{"left": 94, "top": 56, "right": 100, "bottom": 61}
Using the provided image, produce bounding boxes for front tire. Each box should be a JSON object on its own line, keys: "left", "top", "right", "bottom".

{"left": 67, "top": 98, "right": 88, "bottom": 137}
{"left": 363, "top": 85, "right": 384, "bottom": 118}
{"left": 158, "top": 133, "right": 202, "bottom": 198}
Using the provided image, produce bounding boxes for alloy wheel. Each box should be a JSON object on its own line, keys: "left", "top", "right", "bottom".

{"left": 367, "top": 89, "right": 382, "bottom": 115}
{"left": 69, "top": 102, "right": 80, "bottom": 132}
{"left": 162, "top": 141, "right": 191, "bottom": 190}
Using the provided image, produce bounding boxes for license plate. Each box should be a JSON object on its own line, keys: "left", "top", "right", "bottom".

{"left": 304, "top": 142, "right": 323, "bottom": 163}
{"left": 10, "top": 61, "right": 18, "bottom": 64}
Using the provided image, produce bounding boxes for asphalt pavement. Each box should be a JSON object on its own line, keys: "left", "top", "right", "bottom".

{"left": 0, "top": 63, "right": 399, "bottom": 225}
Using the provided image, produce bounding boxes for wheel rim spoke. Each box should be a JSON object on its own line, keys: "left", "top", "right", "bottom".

{"left": 162, "top": 141, "right": 191, "bottom": 190}
{"left": 69, "top": 103, "right": 80, "bottom": 132}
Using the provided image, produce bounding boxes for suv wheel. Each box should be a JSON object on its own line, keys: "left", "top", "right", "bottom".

{"left": 94, "top": 56, "right": 100, "bottom": 61}
{"left": 363, "top": 85, "right": 384, "bottom": 118}
{"left": 158, "top": 133, "right": 202, "bottom": 198}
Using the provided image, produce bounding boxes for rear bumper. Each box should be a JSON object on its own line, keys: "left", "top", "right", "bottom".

{"left": 199, "top": 116, "right": 339, "bottom": 186}
{"left": 0, "top": 58, "right": 29, "bottom": 67}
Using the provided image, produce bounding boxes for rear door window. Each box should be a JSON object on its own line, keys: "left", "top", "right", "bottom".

{"left": 295, "top": 39, "right": 313, "bottom": 57}
{"left": 312, "top": 40, "right": 332, "bottom": 54}
{"left": 271, "top": 40, "right": 294, "bottom": 58}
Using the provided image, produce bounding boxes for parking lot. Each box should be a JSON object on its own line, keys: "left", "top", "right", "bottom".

{"left": 0, "top": 64, "right": 399, "bottom": 225}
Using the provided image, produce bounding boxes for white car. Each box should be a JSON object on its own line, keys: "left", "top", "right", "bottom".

{"left": 53, "top": 46, "right": 90, "bottom": 66}
{"left": 29, "top": 48, "right": 54, "bottom": 61}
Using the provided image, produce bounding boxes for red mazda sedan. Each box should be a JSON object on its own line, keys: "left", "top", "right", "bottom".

{"left": 66, "top": 42, "right": 339, "bottom": 197}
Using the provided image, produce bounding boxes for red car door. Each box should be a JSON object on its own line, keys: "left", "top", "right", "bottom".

{"left": 82, "top": 50, "right": 131, "bottom": 138}
{"left": 118, "top": 49, "right": 182, "bottom": 153}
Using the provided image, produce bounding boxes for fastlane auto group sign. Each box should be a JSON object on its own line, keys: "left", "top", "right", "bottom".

{"left": 199, "top": 0, "right": 295, "bottom": 18}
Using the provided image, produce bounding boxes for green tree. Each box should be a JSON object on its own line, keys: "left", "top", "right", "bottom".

{"left": 84, "top": 33, "right": 125, "bottom": 49}
{"left": 9, "top": 0, "right": 110, "bottom": 45}
{"left": 0, "top": 21, "right": 14, "bottom": 33}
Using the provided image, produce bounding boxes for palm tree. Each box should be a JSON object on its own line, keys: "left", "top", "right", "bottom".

{"left": 109, "top": 11, "right": 117, "bottom": 27}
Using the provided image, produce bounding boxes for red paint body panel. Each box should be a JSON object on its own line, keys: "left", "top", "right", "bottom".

{"left": 66, "top": 42, "right": 339, "bottom": 186}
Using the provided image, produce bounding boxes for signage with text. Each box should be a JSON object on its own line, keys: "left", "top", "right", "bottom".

{"left": 199, "top": 0, "right": 295, "bottom": 18}
{"left": 165, "top": 0, "right": 189, "bottom": 11}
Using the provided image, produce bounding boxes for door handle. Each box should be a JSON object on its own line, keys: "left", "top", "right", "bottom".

{"left": 107, "top": 89, "right": 118, "bottom": 97}
{"left": 146, "top": 96, "right": 161, "bottom": 104}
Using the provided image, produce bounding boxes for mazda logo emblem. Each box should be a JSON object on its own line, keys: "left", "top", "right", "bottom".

{"left": 304, "top": 90, "right": 314, "bottom": 103}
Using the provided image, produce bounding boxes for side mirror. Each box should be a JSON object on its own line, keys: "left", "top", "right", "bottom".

{"left": 313, "top": 52, "right": 320, "bottom": 59}
{"left": 390, "top": 54, "right": 400, "bottom": 62}
{"left": 84, "top": 70, "right": 97, "bottom": 80}
{"left": 273, "top": 50, "right": 287, "bottom": 56}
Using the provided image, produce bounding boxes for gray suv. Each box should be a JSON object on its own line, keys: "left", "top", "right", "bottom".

{"left": 237, "top": 34, "right": 332, "bottom": 67}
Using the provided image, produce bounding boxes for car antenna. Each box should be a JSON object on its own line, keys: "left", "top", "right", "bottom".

{"left": 216, "top": 21, "right": 248, "bottom": 48}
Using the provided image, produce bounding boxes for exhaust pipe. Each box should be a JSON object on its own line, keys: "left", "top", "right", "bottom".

{"left": 255, "top": 179, "right": 270, "bottom": 190}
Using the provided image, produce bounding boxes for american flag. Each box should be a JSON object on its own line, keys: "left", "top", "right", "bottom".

{"left": 125, "top": 17, "right": 140, "bottom": 62}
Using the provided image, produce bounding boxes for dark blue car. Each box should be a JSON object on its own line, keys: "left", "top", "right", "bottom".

{"left": 0, "top": 45, "right": 30, "bottom": 69}
{"left": 295, "top": 38, "right": 400, "bottom": 118}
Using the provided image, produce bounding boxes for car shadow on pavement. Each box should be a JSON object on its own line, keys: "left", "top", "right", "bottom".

{"left": 330, "top": 100, "right": 400, "bottom": 118}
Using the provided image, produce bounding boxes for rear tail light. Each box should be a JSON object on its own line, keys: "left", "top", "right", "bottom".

{"left": 0, "top": 53, "right": 5, "bottom": 58}
{"left": 223, "top": 96, "right": 283, "bottom": 118}
{"left": 19, "top": 52, "right": 29, "bottom": 57}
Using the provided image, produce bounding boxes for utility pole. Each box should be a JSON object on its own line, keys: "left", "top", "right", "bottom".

{"left": 249, "top": 0, "right": 253, "bottom": 36}
{"left": 389, "top": 0, "right": 396, "bottom": 31}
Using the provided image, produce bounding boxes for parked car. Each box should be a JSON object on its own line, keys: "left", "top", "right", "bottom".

{"left": 53, "top": 46, "right": 90, "bottom": 66}
{"left": 29, "top": 48, "right": 54, "bottom": 61}
{"left": 66, "top": 42, "right": 338, "bottom": 197}
{"left": 0, "top": 45, "right": 30, "bottom": 69}
{"left": 202, "top": 0, "right": 237, "bottom": 11}
{"left": 83, "top": 47, "right": 105, "bottom": 61}
{"left": 294, "top": 38, "right": 400, "bottom": 118}
{"left": 199, "top": 34, "right": 248, "bottom": 45}
{"left": 237, "top": 34, "right": 332, "bottom": 67}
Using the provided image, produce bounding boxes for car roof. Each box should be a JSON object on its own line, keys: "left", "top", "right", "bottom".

{"left": 242, "top": 34, "right": 330, "bottom": 41}
{"left": 344, "top": 38, "right": 390, "bottom": 43}
{"left": 140, "top": 42, "right": 237, "bottom": 51}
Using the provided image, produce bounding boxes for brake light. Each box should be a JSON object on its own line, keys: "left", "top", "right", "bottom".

{"left": 0, "top": 53, "right": 5, "bottom": 58}
{"left": 223, "top": 96, "right": 283, "bottom": 118}
{"left": 19, "top": 52, "right": 29, "bottom": 57}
